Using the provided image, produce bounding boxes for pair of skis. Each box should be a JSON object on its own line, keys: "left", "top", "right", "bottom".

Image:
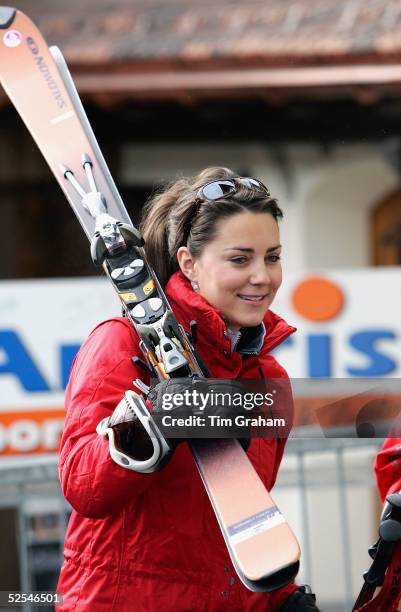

{"left": 0, "top": 7, "right": 300, "bottom": 591}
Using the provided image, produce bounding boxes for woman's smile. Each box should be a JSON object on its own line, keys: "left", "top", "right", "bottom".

{"left": 237, "top": 293, "right": 270, "bottom": 303}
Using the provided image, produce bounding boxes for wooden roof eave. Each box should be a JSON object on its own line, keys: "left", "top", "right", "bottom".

{"left": 72, "top": 63, "right": 401, "bottom": 105}
{"left": 2, "top": 62, "right": 401, "bottom": 109}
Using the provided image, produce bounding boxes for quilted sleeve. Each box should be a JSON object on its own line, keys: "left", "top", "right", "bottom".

{"left": 59, "top": 318, "right": 152, "bottom": 519}
{"left": 374, "top": 438, "right": 401, "bottom": 502}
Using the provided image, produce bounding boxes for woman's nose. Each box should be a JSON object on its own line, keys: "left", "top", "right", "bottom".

{"left": 249, "top": 263, "right": 271, "bottom": 285}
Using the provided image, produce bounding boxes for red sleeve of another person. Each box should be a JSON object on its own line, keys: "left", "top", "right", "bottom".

{"left": 375, "top": 438, "right": 401, "bottom": 502}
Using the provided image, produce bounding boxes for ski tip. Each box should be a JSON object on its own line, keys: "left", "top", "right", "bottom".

{"left": 0, "top": 6, "right": 16, "bottom": 30}
{"left": 50, "top": 45, "right": 68, "bottom": 69}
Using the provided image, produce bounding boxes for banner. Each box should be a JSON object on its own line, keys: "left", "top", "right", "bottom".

{"left": 0, "top": 277, "right": 118, "bottom": 457}
{"left": 273, "top": 269, "right": 401, "bottom": 378}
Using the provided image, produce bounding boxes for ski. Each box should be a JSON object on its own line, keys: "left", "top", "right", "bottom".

{"left": 0, "top": 6, "right": 300, "bottom": 591}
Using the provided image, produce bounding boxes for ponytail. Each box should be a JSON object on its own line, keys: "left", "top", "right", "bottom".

{"left": 140, "top": 177, "right": 193, "bottom": 287}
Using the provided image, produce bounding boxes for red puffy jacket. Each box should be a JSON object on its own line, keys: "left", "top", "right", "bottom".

{"left": 375, "top": 438, "right": 401, "bottom": 502}
{"left": 56, "top": 271, "right": 298, "bottom": 611}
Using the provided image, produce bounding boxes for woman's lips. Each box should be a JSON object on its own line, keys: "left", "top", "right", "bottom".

{"left": 237, "top": 294, "right": 269, "bottom": 303}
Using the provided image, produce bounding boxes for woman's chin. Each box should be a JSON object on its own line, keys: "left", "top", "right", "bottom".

{"left": 227, "top": 312, "right": 267, "bottom": 330}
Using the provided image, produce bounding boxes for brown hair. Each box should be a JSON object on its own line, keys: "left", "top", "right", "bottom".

{"left": 140, "top": 167, "right": 283, "bottom": 287}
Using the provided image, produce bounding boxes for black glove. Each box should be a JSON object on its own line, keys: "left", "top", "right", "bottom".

{"left": 148, "top": 376, "right": 251, "bottom": 450}
{"left": 278, "top": 586, "right": 321, "bottom": 612}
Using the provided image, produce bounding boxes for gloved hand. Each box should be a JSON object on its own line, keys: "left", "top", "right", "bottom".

{"left": 97, "top": 376, "right": 253, "bottom": 474}
{"left": 278, "top": 586, "right": 321, "bottom": 611}
{"left": 147, "top": 375, "right": 251, "bottom": 450}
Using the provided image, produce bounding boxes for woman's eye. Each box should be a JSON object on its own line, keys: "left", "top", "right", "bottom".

{"left": 266, "top": 254, "right": 281, "bottom": 263}
{"left": 230, "top": 257, "right": 248, "bottom": 264}
{"left": 229, "top": 254, "right": 281, "bottom": 264}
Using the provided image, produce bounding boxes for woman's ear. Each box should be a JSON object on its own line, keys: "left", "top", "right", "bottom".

{"left": 177, "top": 246, "right": 198, "bottom": 282}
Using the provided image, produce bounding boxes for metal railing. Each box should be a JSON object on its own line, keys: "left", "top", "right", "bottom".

{"left": 280, "top": 435, "right": 385, "bottom": 612}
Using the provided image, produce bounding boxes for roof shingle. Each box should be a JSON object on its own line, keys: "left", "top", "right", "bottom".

{"left": 12, "top": 0, "right": 401, "bottom": 66}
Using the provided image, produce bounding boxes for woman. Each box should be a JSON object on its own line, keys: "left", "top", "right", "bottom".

{"left": 56, "top": 167, "right": 320, "bottom": 611}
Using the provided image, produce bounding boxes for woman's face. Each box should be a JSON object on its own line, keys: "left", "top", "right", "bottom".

{"left": 179, "top": 211, "right": 282, "bottom": 331}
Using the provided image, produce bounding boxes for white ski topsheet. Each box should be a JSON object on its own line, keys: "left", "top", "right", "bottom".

{"left": 0, "top": 8, "right": 131, "bottom": 238}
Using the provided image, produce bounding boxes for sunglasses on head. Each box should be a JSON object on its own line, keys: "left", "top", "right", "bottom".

{"left": 196, "top": 176, "right": 269, "bottom": 201}
{"left": 183, "top": 176, "right": 270, "bottom": 245}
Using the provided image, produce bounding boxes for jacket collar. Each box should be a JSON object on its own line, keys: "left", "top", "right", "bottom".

{"left": 165, "top": 271, "right": 296, "bottom": 356}
{"left": 233, "top": 324, "right": 266, "bottom": 355}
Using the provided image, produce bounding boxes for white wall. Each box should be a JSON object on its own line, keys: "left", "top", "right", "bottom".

{"left": 298, "top": 144, "right": 400, "bottom": 269}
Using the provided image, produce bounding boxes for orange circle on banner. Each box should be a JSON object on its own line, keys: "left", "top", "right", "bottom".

{"left": 292, "top": 277, "right": 345, "bottom": 322}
